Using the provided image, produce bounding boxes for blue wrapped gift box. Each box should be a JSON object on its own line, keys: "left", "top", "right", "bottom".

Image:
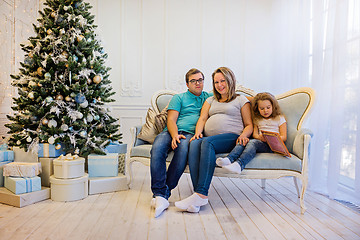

{"left": 0, "top": 150, "right": 14, "bottom": 162}
{"left": 105, "top": 142, "right": 127, "bottom": 154}
{"left": 88, "top": 153, "right": 118, "bottom": 177}
{"left": 38, "top": 143, "right": 66, "bottom": 157}
{"left": 4, "top": 176, "right": 41, "bottom": 195}
{"left": 0, "top": 161, "right": 13, "bottom": 187}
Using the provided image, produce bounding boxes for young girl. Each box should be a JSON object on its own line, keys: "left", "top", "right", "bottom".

{"left": 216, "top": 92, "right": 287, "bottom": 174}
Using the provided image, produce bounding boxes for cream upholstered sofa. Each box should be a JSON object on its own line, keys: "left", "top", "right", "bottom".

{"left": 128, "top": 86, "right": 315, "bottom": 214}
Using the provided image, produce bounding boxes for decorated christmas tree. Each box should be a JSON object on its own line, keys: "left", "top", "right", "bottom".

{"left": 6, "top": 0, "right": 121, "bottom": 156}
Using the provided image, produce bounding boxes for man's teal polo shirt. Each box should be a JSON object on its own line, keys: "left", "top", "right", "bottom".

{"left": 163, "top": 90, "right": 212, "bottom": 135}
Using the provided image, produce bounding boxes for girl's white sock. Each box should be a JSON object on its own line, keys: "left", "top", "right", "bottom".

{"left": 175, "top": 193, "right": 208, "bottom": 210}
{"left": 223, "top": 162, "right": 242, "bottom": 174}
{"left": 216, "top": 157, "right": 231, "bottom": 167}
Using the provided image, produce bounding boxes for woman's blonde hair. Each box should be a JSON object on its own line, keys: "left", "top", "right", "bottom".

{"left": 212, "top": 67, "right": 238, "bottom": 102}
{"left": 252, "top": 92, "right": 282, "bottom": 122}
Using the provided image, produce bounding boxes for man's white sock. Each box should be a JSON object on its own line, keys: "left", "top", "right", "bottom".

{"left": 175, "top": 193, "right": 208, "bottom": 210}
{"left": 223, "top": 162, "right": 242, "bottom": 174}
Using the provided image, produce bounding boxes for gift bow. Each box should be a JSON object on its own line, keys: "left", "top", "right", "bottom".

{"left": 57, "top": 153, "right": 79, "bottom": 161}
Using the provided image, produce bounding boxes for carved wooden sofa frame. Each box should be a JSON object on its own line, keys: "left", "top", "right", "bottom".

{"left": 128, "top": 86, "right": 315, "bottom": 214}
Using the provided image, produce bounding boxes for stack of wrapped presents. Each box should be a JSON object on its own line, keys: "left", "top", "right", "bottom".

{"left": 0, "top": 142, "right": 127, "bottom": 207}
{"left": 3, "top": 162, "right": 42, "bottom": 194}
{"left": 49, "top": 154, "right": 88, "bottom": 202}
{"left": 0, "top": 147, "right": 14, "bottom": 187}
{"left": 0, "top": 146, "right": 50, "bottom": 208}
{"left": 88, "top": 142, "right": 127, "bottom": 195}
{"left": 38, "top": 143, "right": 66, "bottom": 187}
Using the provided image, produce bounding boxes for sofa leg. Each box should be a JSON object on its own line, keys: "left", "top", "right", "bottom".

{"left": 127, "top": 160, "right": 134, "bottom": 188}
{"left": 293, "top": 177, "right": 300, "bottom": 198}
{"left": 261, "top": 179, "right": 266, "bottom": 189}
{"left": 300, "top": 177, "right": 308, "bottom": 214}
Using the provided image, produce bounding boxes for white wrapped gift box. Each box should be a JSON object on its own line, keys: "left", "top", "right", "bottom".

{"left": 13, "top": 147, "right": 38, "bottom": 163}
{"left": 0, "top": 187, "right": 50, "bottom": 208}
{"left": 53, "top": 155, "right": 85, "bottom": 179}
{"left": 88, "top": 153, "right": 118, "bottom": 177}
{"left": 5, "top": 176, "right": 41, "bottom": 195}
{"left": 50, "top": 174, "right": 88, "bottom": 202}
{"left": 1, "top": 161, "right": 13, "bottom": 187}
{"left": 88, "top": 174, "right": 128, "bottom": 195}
{"left": 3, "top": 162, "right": 42, "bottom": 177}
{"left": 39, "top": 158, "right": 55, "bottom": 187}
{"left": 0, "top": 150, "right": 14, "bottom": 161}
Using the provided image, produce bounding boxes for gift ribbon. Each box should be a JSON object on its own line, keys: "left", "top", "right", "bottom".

{"left": 57, "top": 153, "right": 79, "bottom": 161}
{"left": 25, "top": 177, "right": 33, "bottom": 192}
{"left": 0, "top": 151, "right": 14, "bottom": 161}
{"left": 43, "top": 144, "right": 50, "bottom": 157}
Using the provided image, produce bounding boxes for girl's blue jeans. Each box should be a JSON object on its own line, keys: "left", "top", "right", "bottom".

{"left": 228, "top": 139, "right": 272, "bottom": 169}
{"left": 188, "top": 133, "right": 242, "bottom": 196}
{"left": 150, "top": 131, "right": 192, "bottom": 199}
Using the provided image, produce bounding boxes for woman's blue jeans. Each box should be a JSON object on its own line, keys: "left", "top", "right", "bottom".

{"left": 150, "top": 131, "right": 192, "bottom": 199}
{"left": 188, "top": 133, "right": 242, "bottom": 196}
{"left": 228, "top": 139, "right": 272, "bottom": 169}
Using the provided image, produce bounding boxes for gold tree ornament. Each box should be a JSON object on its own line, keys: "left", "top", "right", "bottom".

{"left": 62, "top": 51, "right": 69, "bottom": 58}
{"left": 55, "top": 94, "right": 64, "bottom": 100}
{"left": 28, "top": 81, "right": 37, "bottom": 87}
{"left": 77, "top": 35, "right": 84, "bottom": 42}
{"left": 47, "top": 29, "right": 53, "bottom": 35}
{"left": 28, "top": 92, "right": 35, "bottom": 99}
{"left": 37, "top": 67, "right": 43, "bottom": 76}
{"left": 93, "top": 75, "right": 101, "bottom": 84}
{"left": 42, "top": 118, "right": 49, "bottom": 125}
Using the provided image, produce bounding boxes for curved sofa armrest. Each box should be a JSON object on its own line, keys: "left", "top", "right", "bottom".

{"left": 130, "top": 125, "right": 150, "bottom": 147}
{"left": 292, "top": 128, "right": 313, "bottom": 159}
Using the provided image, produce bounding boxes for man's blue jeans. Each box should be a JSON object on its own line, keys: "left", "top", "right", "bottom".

{"left": 188, "top": 133, "right": 241, "bottom": 196}
{"left": 228, "top": 139, "right": 272, "bottom": 169}
{"left": 150, "top": 131, "right": 192, "bottom": 199}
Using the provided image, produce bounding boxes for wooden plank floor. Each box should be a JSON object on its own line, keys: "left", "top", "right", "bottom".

{"left": 0, "top": 162, "right": 359, "bottom": 240}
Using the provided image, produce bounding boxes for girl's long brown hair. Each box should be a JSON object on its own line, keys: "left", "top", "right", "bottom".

{"left": 252, "top": 92, "right": 282, "bottom": 123}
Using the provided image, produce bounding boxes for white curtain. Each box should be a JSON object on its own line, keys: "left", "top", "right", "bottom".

{"left": 269, "top": 0, "right": 359, "bottom": 205}
{"left": 308, "top": 0, "right": 360, "bottom": 205}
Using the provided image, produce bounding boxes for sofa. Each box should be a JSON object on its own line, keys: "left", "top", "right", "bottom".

{"left": 128, "top": 85, "right": 315, "bottom": 214}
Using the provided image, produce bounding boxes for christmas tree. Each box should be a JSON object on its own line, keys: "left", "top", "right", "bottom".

{"left": 6, "top": 0, "right": 122, "bottom": 156}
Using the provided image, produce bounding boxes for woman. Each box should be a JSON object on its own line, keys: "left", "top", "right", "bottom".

{"left": 174, "top": 67, "right": 253, "bottom": 212}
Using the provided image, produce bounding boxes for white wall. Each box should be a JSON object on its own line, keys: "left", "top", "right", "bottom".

{"left": 0, "top": 0, "right": 310, "bottom": 147}
{"left": 91, "top": 0, "right": 298, "bottom": 146}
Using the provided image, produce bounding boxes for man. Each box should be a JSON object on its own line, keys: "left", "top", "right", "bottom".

{"left": 150, "top": 68, "right": 211, "bottom": 217}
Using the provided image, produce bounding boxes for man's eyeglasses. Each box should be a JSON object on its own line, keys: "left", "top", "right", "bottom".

{"left": 189, "top": 79, "right": 204, "bottom": 84}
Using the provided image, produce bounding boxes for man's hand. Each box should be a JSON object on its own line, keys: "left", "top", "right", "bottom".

{"left": 236, "top": 135, "right": 249, "bottom": 146}
{"left": 171, "top": 134, "right": 186, "bottom": 150}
